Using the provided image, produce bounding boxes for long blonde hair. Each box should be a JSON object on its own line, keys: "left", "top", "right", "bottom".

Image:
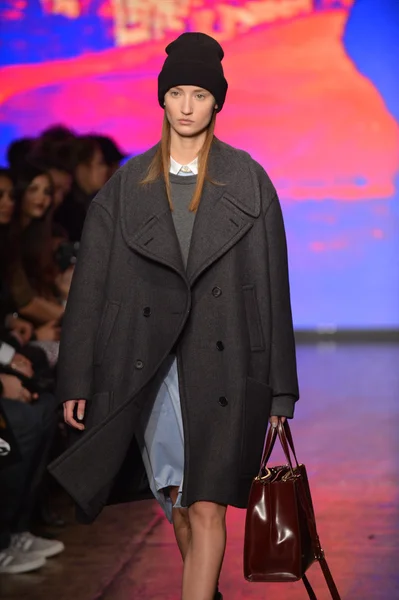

{"left": 140, "top": 111, "right": 217, "bottom": 212}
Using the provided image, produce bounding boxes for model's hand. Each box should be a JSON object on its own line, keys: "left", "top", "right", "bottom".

{"left": 64, "top": 399, "right": 86, "bottom": 430}
{"left": 269, "top": 416, "right": 286, "bottom": 428}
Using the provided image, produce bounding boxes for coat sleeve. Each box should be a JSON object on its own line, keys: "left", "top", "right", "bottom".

{"left": 264, "top": 192, "right": 299, "bottom": 418}
{"left": 56, "top": 200, "right": 114, "bottom": 404}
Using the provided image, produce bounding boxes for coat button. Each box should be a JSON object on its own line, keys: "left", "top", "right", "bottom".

{"left": 218, "top": 396, "right": 228, "bottom": 407}
{"left": 212, "top": 286, "right": 222, "bottom": 298}
{"left": 135, "top": 359, "right": 144, "bottom": 370}
{"left": 216, "top": 341, "right": 224, "bottom": 351}
{"left": 143, "top": 306, "right": 151, "bottom": 317}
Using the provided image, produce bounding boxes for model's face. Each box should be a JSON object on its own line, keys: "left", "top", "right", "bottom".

{"left": 0, "top": 175, "right": 14, "bottom": 225}
{"left": 21, "top": 174, "right": 53, "bottom": 221}
{"left": 49, "top": 168, "right": 72, "bottom": 208}
{"left": 164, "top": 85, "right": 217, "bottom": 137}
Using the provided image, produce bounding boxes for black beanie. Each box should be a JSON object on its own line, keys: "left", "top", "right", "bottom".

{"left": 158, "top": 32, "right": 228, "bottom": 113}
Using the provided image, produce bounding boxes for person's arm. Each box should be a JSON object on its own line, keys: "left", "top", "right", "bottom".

{"left": 8, "top": 263, "right": 64, "bottom": 325}
{"left": 264, "top": 191, "right": 299, "bottom": 418}
{"left": 0, "top": 373, "right": 33, "bottom": 402}
{"left": 4, "top": 315, "right": 33, "bottom": 344}
{"left": 0, "top": 341, "right": 33, "bottom": 378}
{"left": 56, "top": 200, "right": 114, "bottom": 404}
{"left": 18, "top": 296, "right": 64, "bottom": 324}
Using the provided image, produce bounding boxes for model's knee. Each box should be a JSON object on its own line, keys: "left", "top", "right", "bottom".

{"left": 188, "top": 501, "right": 226, "bottom": 530}
{"left": 174, "top": 506, "right": 190, "bottom": 528}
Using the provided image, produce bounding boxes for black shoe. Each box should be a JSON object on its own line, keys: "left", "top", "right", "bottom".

{"left": 214, "top": 591, "right": 223, "bottom": 600}
{"left": 36, "top": 505, "right": 66, "bottom": 528}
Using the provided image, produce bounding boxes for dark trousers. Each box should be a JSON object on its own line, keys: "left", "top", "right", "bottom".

{"left": 0, "top": 393, "right": 57, "bottom": 550}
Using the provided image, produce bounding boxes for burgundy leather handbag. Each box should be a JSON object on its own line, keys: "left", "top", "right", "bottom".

{"left": 244, "top": 419, "right": 341, "bottom": 600}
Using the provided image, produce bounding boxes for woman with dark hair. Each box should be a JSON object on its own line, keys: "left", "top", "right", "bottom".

{"left": 0, "top": 169, "right": 15, "bottom": 286}
{"left": 31, "top": 136, "right": 75, "bottom": 213}
{"left": 50, "top": 33, "right": 299, "bottom": 600}
{"left": 0, "top": 169, "right": 14, "bottom": 229}
{"left": 7, "top": 164, "right": 65, "bottom": 325}
{"left": 0, "top": 168, "right": 60, "bottom": 343}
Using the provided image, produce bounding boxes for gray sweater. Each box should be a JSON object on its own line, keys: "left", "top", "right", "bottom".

{"left": 170, "top": 173, "right": 197, "bottom": 268}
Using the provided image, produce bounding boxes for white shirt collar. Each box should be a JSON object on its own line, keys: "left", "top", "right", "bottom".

{"left": 170, "top": 156, "right": 199, "bottom": 175}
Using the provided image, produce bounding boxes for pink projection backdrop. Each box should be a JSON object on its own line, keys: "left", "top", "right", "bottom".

{"left": 1, "top": 0, "right": 398, "bottom": 329}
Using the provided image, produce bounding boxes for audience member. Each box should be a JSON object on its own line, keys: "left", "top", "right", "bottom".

{"left": 32, "top": 125, "right": 76, "bottom": 211}
{"left": 37, "top": 125, "right": 76, "bottom": 147}
{"left": 0, "top": 168, "right": 16, "bottom": 310}
{"left": 7, "top": 163, "right": 66, "bottom": 324}
{"left": 0, "top": 376, "right": 64, "bottom": 574}
{"left": 93, "top": 134, "right": 128, "bottom": 179}
{"left": 1, "top": 172, "right": 55, "bottom": 375}
{"left": 54, "top": 135, "right": 107, "bottom": 241}
{"left": 0, "top": 124, "right": 127, "bottom": 576}
{"left": 6, "top": 138, "right": 35, "bottom": 174}
{"left": 0, "top": 168, "right": 14, "bottom": 223}
{"left": 31, "top": 153, "right": 73, "bottom": 213}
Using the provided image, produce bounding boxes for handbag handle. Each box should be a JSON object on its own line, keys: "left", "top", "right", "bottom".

{"left": 277, "top": 420, "right": 300, "bottom": 472}
{"left": 259, "top": 418, "right": 300, "bottom": 477}
{"left": 257, "top": 421, "right": 278, "bottom": 476}
{"left": 280, "top": 419, "right": 300, "bottom": 465}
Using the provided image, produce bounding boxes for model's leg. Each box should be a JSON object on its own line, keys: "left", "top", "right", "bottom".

{"left": 169, "top": 485, "right": 191, "bottom": 560}
{"left": 182, "top": 501, "right": 227, "bottom": 600}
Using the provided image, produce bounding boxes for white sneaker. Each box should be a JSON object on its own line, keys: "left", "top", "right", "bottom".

{"left": 0, "top": 547, "right": 46, "bottom": 574}
{"left": 10, "top": 531, "right": 65, "bottom": 558}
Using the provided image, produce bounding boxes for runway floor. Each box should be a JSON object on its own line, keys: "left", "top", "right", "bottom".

{"left": 1, "top": 342, "right": 398, "bottom": 600}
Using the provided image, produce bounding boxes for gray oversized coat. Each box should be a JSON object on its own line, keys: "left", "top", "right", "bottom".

{"left": 49, "top": 139, "right": 299, "bottom": 522}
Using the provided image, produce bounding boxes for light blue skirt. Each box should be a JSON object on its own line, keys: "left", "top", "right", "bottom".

{"left": 135, "top": 357, "right": 184, "bottom": 522}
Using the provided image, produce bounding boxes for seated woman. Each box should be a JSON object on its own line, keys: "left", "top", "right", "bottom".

{"left": 0, "top": 169, "right": 61, "bottom": 372}
{"left": 30, "top": 126, "right": 75, "bottom": 217}
{"left": 6, "top": 164, "right": 69, "bottom": 325}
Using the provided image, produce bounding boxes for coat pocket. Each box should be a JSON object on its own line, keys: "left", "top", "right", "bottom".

{"left": 242, "top": 285, "right": 265, "bottom": 351}
{"left": 85, "top": 392, "right": 113, "bottom": 430}
{"left": 240, "top": 377, "right": 272, "bottom": 477}
{"left": 94, "top": 301, "right": 120, "bottom": 365}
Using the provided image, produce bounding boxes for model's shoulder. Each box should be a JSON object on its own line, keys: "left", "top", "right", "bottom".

{"left": 215, "top": 138, "right": 253, "bottom": 163}
{"left": 216, "top": 139, "right": 270, "bottom": 176}
{"left": 214, "top": 139, "right": 276, "bottom": 217}
{"left": 216, "top": 139, "right": 274, "bottom": 186}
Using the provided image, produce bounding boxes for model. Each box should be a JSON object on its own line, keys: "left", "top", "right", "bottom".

{"left": 49, "top": 32, "right": 299, "bottom": 600}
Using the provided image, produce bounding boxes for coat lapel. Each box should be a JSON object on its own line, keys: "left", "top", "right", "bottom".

{"left": 120, "top": 151, "right": 186, "bottom": 279}
{"left": 119, "top": 139, "right": 261, "bottom": 286}
{"left": 186, "top": 140, "right": 261, "bottom": 285}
